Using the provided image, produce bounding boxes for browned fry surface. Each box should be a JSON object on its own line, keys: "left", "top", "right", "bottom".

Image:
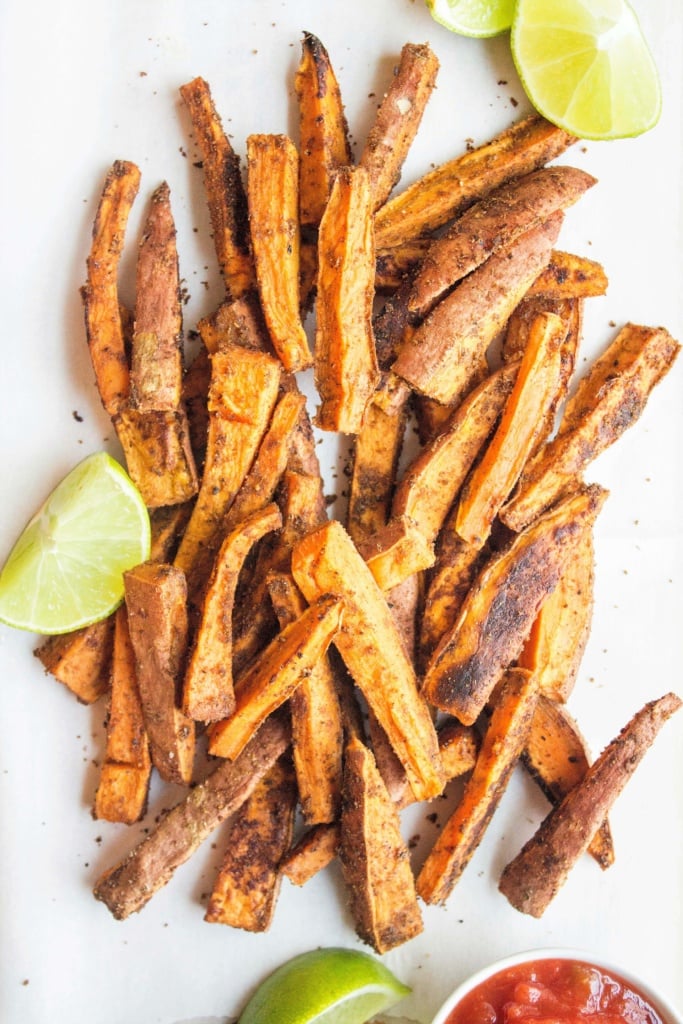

{"left": 359, "top": 516, "right": 435, "bottom": 592}
{"left": 499, "top": 693, "right": 682, "bottom": 917}
{"left": 526, "top": 250, "right": 608, "bottom": 300}
{"left": 93, "top": 715, "right": 290, "bottom": 920}
{"left": 205, "top": 756, "right": 297, "bottom": 931}
{"left": 281, "top": 822, "right": 340, "bottom": 886}
{"left": 34, "top": 616, "right": 115, "bottom": 705}
{"left": 339, "top": 737, "right": 423, "bottom": 953}
{"left": 114, "top": 408, "right": 199, "bottom": 508}
{"left": 419, "top": 534, "right": 486, "bottom": 671}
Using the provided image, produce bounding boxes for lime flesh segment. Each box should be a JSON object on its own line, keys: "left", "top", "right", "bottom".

{"left": 0, "top": 452, "right": 151, "bottom": 634}
{"left": 427, "top": 0, "right": 515, "bottom": 37}
{"left": 511, "top": 0, "right": 661, "bottom": 140}
{"left": 238, "top": 948, "right": 411, "bottom": 1024}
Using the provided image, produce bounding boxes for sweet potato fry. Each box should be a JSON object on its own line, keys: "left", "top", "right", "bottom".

{"left": 208, "top": 595, "right": 343, "bottom": 761}
{"left": 81, "top": 160, "right": 140, "bottom": 416}
{"left": 281, "top": 822, "right": 341, "bottom": 887}
{"left": 123, "top": 562, "right": 195, "bottom": 785}
{"left": 358, "top": 516, "right": 435, "bottom": 592}
{"left": 423, "top": 484, "right": 608, "bottom": 725}
{"left": 522, "top": 695, "right": 614, "bottom": 870}
{"left": 419, "top": 536, "right": 486, "bottom": 672}
{"left": 291, "top": 520, "right": 444, "bottom": 801}
{"left": 501, "top": 324, "right": 680, "bottom": 532}
{"left": 205, "top": 755, "right": 297, "bottom": 931}
{"left": 417, "top": 669, "right": 538, "bottom": 905}
{"left": 499, "top": 693, "right": 682, "bottom": 917}
{"left": 94, "top": 607, "right": 151, "bottom": 825}
{"left": 295, "top": 31, "right": 352, "bottom": 228}
{"left": 392, "top": 363, "right": 518, "bottom": 544}
{"left": 179, "top": 76, "right": 254, "bottom": 299}
{"left": 197, "top": 294, "right": 272, "bottom": 356}
{"left": 266, "top": 572, "right": 343, "bottom": 824}
{"left": 114, "top": 408, "right": 199, "bottom": 509}
{"left": 374, "top": 113, "right": 575, "bottom": 251}
{"left": 359, "top": 41, "right": 439, "bottom": 210}
{"left": 93, "top": 714, "right": 290, "bottom": 919}
{"left": 34, "top": 616, "right": 115, "bottom": 705}
{"left": 339, "top": 736, "right": 423, "bottom": 953}
{"left": 183, "top": 504, "right": 282, "bottom": 723}
{"left": 525, "top": 250, "right": 608, "bottom": 300}
{"left": 375, "top": 238, "right": 432, "bottom": 293}
{"left": 455, "top": 311, "right": 567, "bottom": 547}
{"left": 315, "top": 165, "right": 379, "bottom": 433}
{"left": 247, "top": 134, "right": 312, "bottom": 372}
{"left": 392, "top": 213, "right": 563, "bottom": 405}
{"left": 173, "top": 344, "right": 281, "bottom": 611}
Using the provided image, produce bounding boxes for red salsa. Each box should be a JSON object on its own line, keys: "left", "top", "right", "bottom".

{"left": 446, "top": 958, "right": 668, "bottom": 1024}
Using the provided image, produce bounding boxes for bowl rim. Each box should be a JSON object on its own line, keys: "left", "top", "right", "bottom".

{"left": 429, "top": 946, "right": 683, "bottom": 1024}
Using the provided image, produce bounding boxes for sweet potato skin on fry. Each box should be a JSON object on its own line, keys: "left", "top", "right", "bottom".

{"left": 499, "top": 693, "right": 682, "bottom": 917}
{"left": 34, "top": 616, "right": 115, "bottom": 705}
{"left": 423, "top": 485, "right": 608, "bottom": 725}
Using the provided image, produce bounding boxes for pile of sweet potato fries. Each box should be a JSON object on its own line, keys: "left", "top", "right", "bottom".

{"left": 35, "top": 35, "right": 680, "bottom": 952}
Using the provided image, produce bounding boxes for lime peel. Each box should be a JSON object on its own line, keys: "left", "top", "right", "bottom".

{"left": 426, "top": 0, "right": 515, "bottom": 38}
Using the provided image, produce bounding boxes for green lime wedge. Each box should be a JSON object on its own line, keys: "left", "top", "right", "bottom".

{"left": 426, "top": 0, "right": 515, "bottom": 38}
{"left": 238, "top": 947, "right": 411, "bottom": 1024}
{"left": 511, "top": 0, "right": 662, "bottom": 140}
{"left": 0, "top": 451, "right": 151, "bottom": 635}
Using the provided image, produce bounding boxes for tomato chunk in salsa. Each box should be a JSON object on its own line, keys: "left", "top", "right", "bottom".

{"left": 445, "top": 959, "right": 667, "bottom": 1024}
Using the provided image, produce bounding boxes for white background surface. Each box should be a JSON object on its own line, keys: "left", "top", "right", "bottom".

{"left": 0, "top": 2, "right": 681, "bottom": 1023}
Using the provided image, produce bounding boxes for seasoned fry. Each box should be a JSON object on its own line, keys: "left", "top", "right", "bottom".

{"left": 417, "top": 669, "right": 538, "bottom": 905}
{"left": 93, "top": 715, "right": 290, "bottom": 919}
{"left": 183, "top": 504, "right": 282, "bottom": 723}
{"left": 94, "top": 607, "right": 151, "bottom": 825}
{"left": 197, "top": 293, "right": 272, "bottom": 356}
{"left": 81, "top": 160, "right": 140, "bottom": 415}
{"left": 208, "top": 595, "right": 343, "bottom": 761}
{"left": 281, "top": 822, "right": 341, "bottom": 886}
{"left": 291, "top": 520, "right": 444, "bottom": 801}
{"left": 499, "top": 693, "right": 682, "bottom": 917}
{"left": 501, "top": 324, "right": 680, "bottom": 532}
{"left": 339, "top": 736, "right": 423, "bottom": 953}
{"left": 522, "top": 695, "right": 614, "bottom": 869}
{"left": 295, "top": 31, "right": 352, "bottom": 228}
{"left": 419, "top": 535, "right": 486, "bottom": 671}
{"left": 358, "top": 516, "right": 435, "bottom": 591}
{"left": 374, "top": 113, "right": 575, "bottom": 250}
{"left": 205, "top": 756, "right": 297, "bottom": 931}
{"left": 123, "top": 562, "right": 195, "bottom": 785}
{"left": 393, "top": 213, "right": 563, "bottom": 404}
{"left": 423, "top": 484, "right": 608, "bottom": 725}
{"left": 375, "top": 238, "right": 432, "bottom": 292}
{"left": 455, "top": 312, "right": 567, "bottom": 547}
{"left": 34, "top": 616, "right": 115, "bottom": 705}
{"left": 179, "top": 76, "right": 254, "bottom": 299}
{"left": 525, "top": 250, "right": 608, "bottom": 300}
{"left": 360, "top": 41, "right": 439, "bottom": 210}
{"left": 267, "top": 572, "right": 343, "bottom": 824}
{"left": 114, "top": 408, "right": 199, "bottom": 509}
{"left": 315, "top": 165, "right": 379, "bottom": 433}
{"left": 247, "top": 134, "right": 312, "bottom": 372}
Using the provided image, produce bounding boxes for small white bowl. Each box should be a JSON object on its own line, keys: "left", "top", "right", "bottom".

{"left": 430, "top": 948, "right": 682, "bottom": 1024}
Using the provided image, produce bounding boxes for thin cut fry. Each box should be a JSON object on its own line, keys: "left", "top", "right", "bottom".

{"left": 417, "top": 669, "right": 538, "bottom": 905}
{"left": 205, "top": 756, "right": 297, "bottom": 931}
{"left": 280, "top": 822, "right": 340, "bottom": 887}
{"left": 93, "top": 714, "right": 290, "bottom": 919}
{"left": 525, "top": 250, "right": 608, "bottom": 300}
{"left": 359, "top": 41, "right": 439, "bottom": 210}
{"left": 499, "top": 693, "right": 682, "bottom": 917}
{"left": 358, "top": 516, "right": 435, "bottom": 591}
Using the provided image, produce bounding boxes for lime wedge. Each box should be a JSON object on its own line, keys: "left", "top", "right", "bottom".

{"left": 427, "top": 0, "right": 515, "bottom": 37}
{"left": 0, "top": 452, "right": 151, "bottom": 635}
{"left": 511, "top": 0, "right": 662, "bottom": 139}
{"left": 238, "top": 948, "right": 411, "bottom": 1024}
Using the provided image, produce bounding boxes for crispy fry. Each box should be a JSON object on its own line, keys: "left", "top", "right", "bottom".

{"left": 179, "top": 77, "right": 254, "bottom": 299}
{"left": 208, "top": 595, "right": 343, "bottom": 761}
{"left": 280, "top": 822, "right": 340, "bottom": 886}
{"left": 205, "top": 756, "right": 297, "bottom": 931}
{"left": 501, "top": 324, "right": 680, "bottom": 532}
{"left": 197, "top": 294, "right": 272, "bottom": 356}
{"left": 123, "top": 562, "right": 195, "bottom": 785}
{"left": 360, "top": 41, "right": 439, "bottom": 210}
{"left": 315, "top": 166, "right": 379, "bottom": 433}
{"left": 525, "top": 250, "right": 608, "bottom": 300}
{"left": 182, "top": 346, "right": 212, "bottom": 469}
{"left": 393, "top": 213, "right": 562, "bottom": 404}
{"left": 114, "top": 408, "right": 199, "bottom": 509}
{"left": 81, "top": 160, "right": 140, "bottom": 415}
{"left": 34, "top": 616, "right": 115, "bottom": 705}
{"left": 247, "top": 134, "right": 312, "bottom": 372}
{"left": 419, "top": 535, "right": 486, "bottom": 671}
{"left": 423, "top": 484, "right": 608, "bottom": 725}
{"left": 358, "top": 516, "right": 435, "bottom": 591}
{"left": 417, "top": 669, "right": 538, "bottom": 905}
{"left": 455, "top": 312, "right": 567, "bottom": 547}
{"left": 375, "top": 238, "right": 432, "bottom": 293}
{"left": 522, "top": 696, "right": 614, "bottom": 869}
{"left": 94, "top": 607, "right": 151, "bottom": 825}
{"left": 374, "top": 114, "right": 576, "bottom": 250}
{"left": 267, "top": 572, "right": 343, "bottom": 824}
{"left": 93, "top": 714, "right": 290, "bottom": 920}
{"left": 339, "top": 736, "right": 423, "bottom": 953}
{"left": 295, "top": 31, "right": 352, "bottom": 228}
{"left": 499, "top": 693, "right": 682, "bottom": 917}
{"left": 291, "top": 520, "right": 444, "bottom": 801}
{"left": 183, "top": 504, "right": 282, "bottom": 723}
